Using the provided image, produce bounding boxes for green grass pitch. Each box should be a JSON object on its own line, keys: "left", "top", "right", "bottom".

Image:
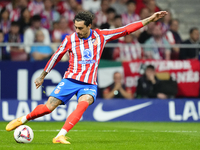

{"left": 0, "top": 122, "right": 200, "bottom": 150}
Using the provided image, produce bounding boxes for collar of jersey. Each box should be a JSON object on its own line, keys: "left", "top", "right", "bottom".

{"left": 77, "top": 29, "right": 92, "bottom": 40}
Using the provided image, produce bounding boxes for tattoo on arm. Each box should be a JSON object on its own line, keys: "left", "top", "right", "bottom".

{"left": 142, "top": 18, "right": 151, "bottom": 26}
{"left": 40, "top": 70, "right": 48, "bottom": 79}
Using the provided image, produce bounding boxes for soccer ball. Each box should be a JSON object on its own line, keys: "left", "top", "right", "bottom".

{"left": 14, "top": 125, "right": 34, "bottom": 143}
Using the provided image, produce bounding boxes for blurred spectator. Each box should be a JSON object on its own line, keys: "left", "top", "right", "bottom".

{"left": 113, "top": 34, "right": 143, "bottom": 61}
{"left": 75, "top": 3, "right": 84, "bottom": 14}
{"left": 41, "top": 0, "right": 60, "bottom": 31}
{"left": 167, "top": 19, "right": 182, "bottom": 44}
{"left": 121, "top": 0, "right": 140, "bottom": 26}
{"left": 0, "top": 30, "right": 9, "bottom": 60}
{"left": 24, "top": 15, "right": 51, "bottom": 53}
{"left": 52, "top": 17, "right": 73, "bottom": 43}
{"left": 135, "top": 0, "right": 146, "bottom": 15}
{"left": 68, "top": 0, "right": 80, "bottom": 13}
{"left": 166, "top": 19, "right": 182, "bottom": 60}
{"left": 63, "top": 0, "right": 81, "bottom": 31}
{"left": 100, "top": 7, "right": 116, "bottom": 29}
{"left": 139, "top": 7, "right": 150, "bottom": 20}
{"left": 28, "top": 0, "right": 44, "bottom": 16}
{"left": 138, "top": 22, "right": 155, "bottom": 44}
{"left": 179, "top": 27, "right": 200, "bottom": 60}
{"left": 135, "top": 0, "right": 160, "bottom": 15}
{"left": 136, "top": 65, "right": 167, "bottom": 99}
{"left": 110, "top": 0, "right": 116, "bottom": 5}
{"left": 103, "top": 72, "right": 133, "bottom": 99}
{"left": 0, "top": 2, "right": 3, "bottom": 12}
{"left": 8, "top": 0, "right": 21, "bottom": 21}
{"left": 6, "top": 21, "right": 27, "bottom": 61}
{"left": 18, "top": 7, "right": 31, "bottom": 34}
{"left": 52, "top": 21, "right": 61, "bottom": 43}
{"left": 144, "top": 25, "right": 171, "bottom": 60}
{"left": 53, "top": 0, "right": 70, "bottom": 15}
{"left": 18, "top": 0, "right": 28, "bottom": 10}
{"left": 0, "top": 8, "right": 11, "bottom": 34}
{"left": 145, "top": 0, "right": 160, "bottom": 15}
{"left": 30, "top": 30, "right": 53, "bottom": 61}
{"left": 101, "top": 15, "right": 122, "bottom": 60}
{"left": 82, "top": 0, "right": 101, "bottom": 13}
{"left": 157, "top": 11, "right": 172, "bottom": 34}
{"left": 111, "top": 15, "right": 123, "bottom": 29}
{"left": 111, "top": 0, "right": 127, "bottom": 15}
{"left": 95, "top": 0, "right": 110, "bottom": 27}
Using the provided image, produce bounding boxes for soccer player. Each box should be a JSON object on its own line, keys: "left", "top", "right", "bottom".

{"left": 6, "top": 11, "right": 168, "bottom": 144}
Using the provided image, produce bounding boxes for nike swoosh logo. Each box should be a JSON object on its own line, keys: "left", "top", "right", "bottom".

{"left": 93, "top": 102, "right": 152, "bottom": 121}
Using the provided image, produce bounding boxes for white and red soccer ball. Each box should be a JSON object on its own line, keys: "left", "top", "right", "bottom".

{"left": 14, "top": 125, "right": 34, "bottom": 143}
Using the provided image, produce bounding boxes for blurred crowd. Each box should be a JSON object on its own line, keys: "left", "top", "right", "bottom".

{"left": 0, "top": 0, "right": 199, "bottom": 61}
{"left": 102, "top": 66, "right": 178, "bottom": 100}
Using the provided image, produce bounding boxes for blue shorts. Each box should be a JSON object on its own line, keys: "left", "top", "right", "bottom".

{"left": 50, "top": 78, "right": 97, "bottom": 104}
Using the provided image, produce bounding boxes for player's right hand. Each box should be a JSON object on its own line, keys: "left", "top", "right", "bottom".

{"left": 34, "top": 77, "right": 44, "bottom": 89}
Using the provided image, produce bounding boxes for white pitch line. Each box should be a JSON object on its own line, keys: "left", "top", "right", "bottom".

{"left": 0, "top": 129, "right": 198, "bottom": 133}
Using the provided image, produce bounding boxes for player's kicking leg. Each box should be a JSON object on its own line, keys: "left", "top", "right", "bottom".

{"left": 52, "top": 94, "right": 94, "bottom": 144}
{"left": 5, "top": 97, "right": 61, "bottom": 131}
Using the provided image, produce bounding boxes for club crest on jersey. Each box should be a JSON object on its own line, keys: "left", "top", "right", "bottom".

{"left": 54, "top": 89, "right": 60, "bottom": 94}
{"left": 79, "top": 49, "right": 96, "bottom": 64}
{"left": 92, "top": 38, "right": 98, "bottom": 46}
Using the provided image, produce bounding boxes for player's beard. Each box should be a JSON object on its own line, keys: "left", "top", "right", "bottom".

{"left": 77, "top": 34, "right": 83, "bottom": 39}
{"left": 77, "top": 31, "right": 88, "bottom": 39}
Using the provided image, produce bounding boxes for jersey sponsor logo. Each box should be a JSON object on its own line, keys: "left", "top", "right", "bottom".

{"left": 84, "top": 88, "right": 97, "bottom": 96}
{"left": 79, "top": 49, "right": 96, "bottom": 64}
{"left": 84, "top": 88, "right": 96, "bottom": 92}
{"left": 83, "top": 49, "right": 92, "bottom": 60}
{"left": 93, "top": 102, "right": 152, "bottom": 121}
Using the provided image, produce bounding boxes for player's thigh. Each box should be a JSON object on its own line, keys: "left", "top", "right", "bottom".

{"left": 45, "top": 96, "right": 62, "bottom": 111}
{"left": 77, "top": 84, "right": 97, "bottom": 105}
{"left": 78, "top": 94, "right": 94, "bottom": 105}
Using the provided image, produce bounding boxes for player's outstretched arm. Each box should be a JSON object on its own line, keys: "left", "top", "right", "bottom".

{"left": 101, "top": 11, "right": 168, "bottom": 43}
{"left": 142, "top": 11, "right": 168, "bottom": 26}
{"left": 34, "top": 70, "right": 48, "bottom": 89}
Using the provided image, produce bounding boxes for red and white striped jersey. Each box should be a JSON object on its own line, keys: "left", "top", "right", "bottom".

{"left": 44, "top": 21, "right": 144, "bottom": 85}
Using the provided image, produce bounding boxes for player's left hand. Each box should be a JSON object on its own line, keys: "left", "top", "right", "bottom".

{"left": 150, "top": 11, "right": 168, "bottom": 22}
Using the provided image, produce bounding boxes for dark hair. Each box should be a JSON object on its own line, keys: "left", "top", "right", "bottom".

{"left": 73, "top": 11, "right": 94, "bottom": 27}
{"left": 169, "top": 19, "right": 179, "bottom": 26}
{"left": 126, "top": 0, "right": 136, "bottom": 5}
{"left": 20, "top": 7, "right": 29, "bottom": 18}
{"left": 0, "top": 29, "right": 3, "bottom": 34}
{"left": 146, "top": 65, "right": 155, "bottom": 70}
{"left": 114, "top": 15, "right": 121, "bottom": 20}
{"left": 189, "top": 27, "right": 199, "bottom": 34}
{"left": 106, "top": 7, "right": 116, "bottom": 14}
{"left": 31, "top": 15, "right": 41, "bottom": 23}
{"left": 11, "top": 21, "right": 20, "bottom": 27}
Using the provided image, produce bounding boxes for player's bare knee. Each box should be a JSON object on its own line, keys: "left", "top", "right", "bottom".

{"left": 45, "top": 97, "right": 62, "bottom": 111}
{"left": 78, "top": 95, "right": 94, "bottom": 105}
